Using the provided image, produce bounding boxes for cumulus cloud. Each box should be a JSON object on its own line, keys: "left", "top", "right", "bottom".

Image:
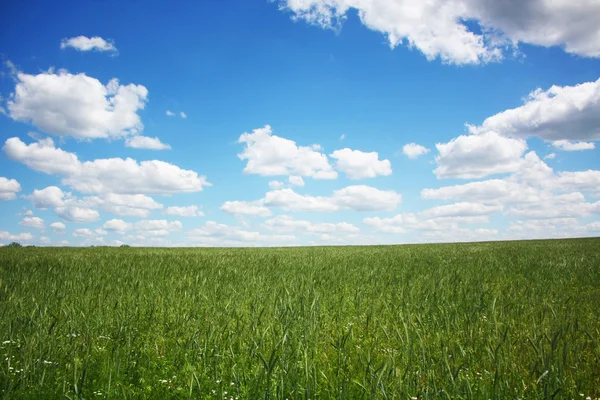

{"left": 329, "top": 148, "right": 392, "bottom": 179}
{"left": 220, "top": 201, "right": 272, "bottom": 217}
{"left": 289, "top": 176, "right": 305, "bottom": 186}
{"left": 470, "top": 78, "right": 600, "bottom": 142}
{"left": 125, "top": 136, "right": 171, "bottom": 150}
{"left": 166, "top": 110, "right": 175, "bottom": 117}
{"left": 434, "top": 131, "right": 528, "bottom": 179}
{"left": 26, "top": 186, "right": 65, "bottom": 208}
{"left": 3, "top": 137, "right": 210, "bottom": 195}
{"left": 0, "top": 231, "right": 33, "bottom": 242}
{"left": 187, "top": 221, "right": 296, "bottom": 246}
{"left": 262, "top": 185, "right": 401, "bottom": 212}
{"left": 277, "top": 0, "right": 600, "bottom": 64}
{"left": 50, "top": 222, "right": 66, "bottom": 231}
{"left": 102, "top": 219, "right": 182, "bottom": 236}
{"left": 164, "top": 205, "right": 204, "bottom": 217}
{"left": 420, "top": 202, "right": 502, "bottom": 218}
{"left": 544, "top": 153, "right": 556, "bottom": 160}
{"left": 552, "top": 140, "right": 595, "bottom": 151}
{"left": 7, "top": 70, "right": 147, "bottom": 139}
{"left": 237, "top": 125, "right": 337, "bottom": 179}
{"left": 423, "top": 151, "right": 600, "bottom": 221}
{"left": 74, "top": 193, "right": 164, "bottom": 218}
{"left": 20, "top": 216, "right": 44, "bottom": 230}
{"left": 264, "top": 215, "right": 360, "bottom": 234}
{"left": 60, "top": 36, "right": 117, "bottom": 53}
{"left": 402, "top": 143, "right": 430, "bottom": 159}
{"left": 54, "top": 205, "right": 100, "bottom": 222}
{"left": 268, "top": 180, "right": 284, "bottom": 189}
{"left": 0, "top": 177, "right": 21, "bottom": 200}
{"left": 73, "top": 228, "right": 94, "bottom": 237}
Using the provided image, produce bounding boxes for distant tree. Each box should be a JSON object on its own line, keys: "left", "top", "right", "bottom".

{"left": 120, "top": 244, "right": 131, "bottom": 248}
{"left": 6, "top": 242, "right": 23, "bottom": 248}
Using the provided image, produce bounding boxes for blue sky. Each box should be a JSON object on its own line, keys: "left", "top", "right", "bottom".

{"left": 1, "top": 0, "right": 599, "bottom": 246}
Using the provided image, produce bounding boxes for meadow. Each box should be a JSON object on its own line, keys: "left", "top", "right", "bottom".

{"left": 1, "top": 238, "right": 599, "bottom": 399}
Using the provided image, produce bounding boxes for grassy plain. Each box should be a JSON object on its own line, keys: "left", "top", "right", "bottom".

{"left": 1, "top": 238, "right": 599, "bottom": 399}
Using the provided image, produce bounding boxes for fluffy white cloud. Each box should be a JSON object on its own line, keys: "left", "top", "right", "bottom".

{"left": 4, "top": 137, "right": 210, "bottom": 194}
{"left": 8, "top": 70, "right": 147, "bottom": 139}
{"left": 60, "top": 36, "right": 117, "bottom": 52}
{"left": 125, "top": 136, "right": 171, "bottom": 150}
{"left": 364, "top": 213, "right": 491, "bottom": 235}
{"left": 264, "top": 215, "right": 360, "bottom": 234}
{"left": 552, "top": 140, "right": 595, "bottom": 151}
{"left": 180, "top": 112, "right": 187, "bottom": 119}
{"left": 0, "top": 232, "right": 33, "bottom": 241}
{"left": 434, "top": 131, "right": 528, "bottom": 179}
{"left": 78, "top": 194, "right": 163, "bottom": 217}
{"left": 102, "top": 219, "right": 132, "bottom": 233}
{"left": 50, "top": 222, "right": 66, "bottom": 231}
{"left": 73, "top": 228, "right": 94, "bottom": 237}
{"left": 470, "top": 78, "right": 600, "bottom": 142}
{"left": 238, "top": 125, "right": 337, "bottom": 179}
{"left": 20, "top": 217, "right": 44, "bottom": 230}
{"left": 544, "top": 153, "right": 556, "bottom": 160}
{"left": 166, "top": 110, "right": 175, "bottom": 117}
{"left": 278, "top": 0, "right": 600, "bottom": 64}
{"left": 0, "top": 177, "right": 21, "bottom": 200}
{"left": 26, "top": 186, "right": 65, "bottom": 208}
{"left": 164, "top": 205, "right": 204, "bottom": 217}
{"left": 268, "top": 180, "right": 284, "bottom": 189}
{"left": 289, "top": 176, "right": 305, "bottom": 186}
{"left": 187, "top": 221, "right": 296, "bottom": 246}
{"left": 402, "top": 143, "right": 430, "bottom": 159}
{"left": 55, "top": 206, "right": 100, "bottom": 223}
{"left": 134, "top": 220, "right": 182, "bottom": 236}
{"left": 421, "top": 202, "right": 502, "bottom": 218}
{"left": 220, "top": 201, "right": 272, "bottom": 217}
{"left": 329, "top": 148, "right": 392, "bottom": 179}
{"left": 263, "top": 185, "right": 401, "bottom": 212}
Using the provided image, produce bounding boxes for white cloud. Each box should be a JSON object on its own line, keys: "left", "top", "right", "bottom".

{"left": 278, "top": 0, "right": 600, "bottom": 64}
{"left": 4, "top": 137, "right": 210, "bottom": 195}
{"left": 402, "top": 143, "right": 430, "bottom": 159}
{"left": 125, "top": 136, "right": 171, "bottom": 150}
{"left": 552, "top": 140, "right": 595, "bottom": 151}
{"left": 470, "top": 78, "right": 600, "bottom": 142}
{"left": 220, "top": 201, "right": 272, "bottom": 217}
{"left": 26, "top": 186, "right": 65, "bottom": 208}
{"left": 364, "top": 213, "right": 491, "bottom": 235}
{"left": 237, "top": 125, "right": 337, "bottom": 179}
{"left": 544, "top": 153, "right": 556, "bottom": 160}
{"left": 0, "top": 177, "right": 21, "bottom": 200}
{"left": 164, "top": 205, "right": 204, "bottom": 217}
{"left": 102, "top": 219, "right": 132, "bottom": 233}
{"left": 187, "top": 221, "right": 296, "bottom": 246}
{"left": 288, "top": 176, "right": 305, "bottom": 186}
{"left": 55, "top": 206, "right": 100, "bottom": 223}
{"left": 264, "top": 215, "right": 360, "bottom": 234}
{"left": 60, "top": 36, "right": 117, "bottom": 53}
{"left": 134, "top": 220, "right": 182, "bottom": 236}
{"left": 329, "top": 148, "right": 392, "bottom": 179}
{"left": 180, "top": 112, "right": 187, "bottom": 119}
{"left": 339, "top": 133, "right": 346, "bottom": 141}
{"left": 434, "top": 131, "right": 528, "bottom": 179}
{"left": 263, "top": 185, "right": 401, "bottom": 212}
{"left": 20, "top": 216, "right": 44, "bottom": 230}
{"left": 268, "top": 180, "right": 284, "bottom": 189}
{"left": 73, "top": 228, "right": 94, "bottom": 237}
{"left": 421, "top": 202, "right": 502, "bottom": 218}
{"left": 76, "top": 193, "right": 163, "bottom": 218}
{"left": 8, "top": 70, "right": 147, "bottom": 139}
{"left": 50, "top": 222, "right": 66, "bottom": 231}
{"left": 0, "top": 232, "right": 33, "bottom": 241}
{"left": 166, "top": 110, "right": 175, "bottom": 117}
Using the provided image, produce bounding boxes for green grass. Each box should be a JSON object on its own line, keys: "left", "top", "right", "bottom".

{"left": 1, "top": 238, "right": 599, "bottom": 399}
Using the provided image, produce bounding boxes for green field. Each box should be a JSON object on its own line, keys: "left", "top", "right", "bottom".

{"left": 1, "top": 239, "right": 599, "bottom": 399}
